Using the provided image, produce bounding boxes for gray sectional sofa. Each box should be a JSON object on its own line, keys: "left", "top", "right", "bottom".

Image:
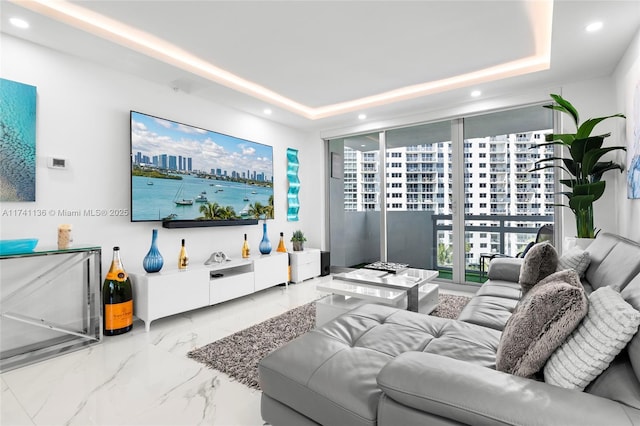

{"left": 258, "top": 233, "right": 640, "bottom": 425}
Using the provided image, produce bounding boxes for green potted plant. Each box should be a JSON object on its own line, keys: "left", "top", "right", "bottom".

{"left": 532, "top": 94, "right": 626, "bottom": 239}
{"left": 291, "top": 230, "right": 306, "bottom": 251}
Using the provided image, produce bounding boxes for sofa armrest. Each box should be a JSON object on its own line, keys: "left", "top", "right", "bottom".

{"left": 487, "top": 257, "right": 523, "bottom": 282}
{"left": 377, "top": 352, "right": 640, "bottom": 426}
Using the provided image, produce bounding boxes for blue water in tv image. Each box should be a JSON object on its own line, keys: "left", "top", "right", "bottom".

{"left": 131, "top": 111, "right": 274, "bottom": 222}
{"left": 0, "top": 78, "right": 36, "bottom": 202}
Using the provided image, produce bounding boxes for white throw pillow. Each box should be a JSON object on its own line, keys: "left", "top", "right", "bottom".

{"left": 544, "top": 286, "right": 640, "bottom": 390}
{"left": 557, "top": 247, "right": 591, "bottom": 277}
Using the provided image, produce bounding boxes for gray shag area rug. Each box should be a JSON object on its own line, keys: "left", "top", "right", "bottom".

{"left": 188, "top": 294, "right": 471, "bottom": 390}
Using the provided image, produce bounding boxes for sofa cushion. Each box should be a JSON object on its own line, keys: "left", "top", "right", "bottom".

{"left": 258, "top": 304, "right": 500, "bottom": 426}
{"left": 585, "top": 351, "right": 640, "bottom": 410}
{"left": 518, "top": 242, "right": 558, "bottom": 294}
{"left": 496, "top": 270, "right": 588, "bottom": 377}
{"left": 557, "top": 246, "right": 591, "bottom": 277}
{"left": 475, "top": 280, "right": 522, "bottom": 300}
{"left": 487, "top": 257, "right": 523, "bottom": 283}
{"left": 622, "top": 274, "right": 640, "bottom": 382}
{"left": 585, "top": 233, "right": 640, "bottom": 291}
{"left": 544, "top": 286, "right": 640, "bottom": 390}
{"left": 457, "top": 294, "right": 519, "bottom": 331}
{"left": 581, "top": 274, "right": 640, "bottom": 410}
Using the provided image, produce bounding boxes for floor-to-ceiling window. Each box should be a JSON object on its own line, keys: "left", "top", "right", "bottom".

{"left": 462, "top": 106, "right": 554, "bottom": 282}
{"left": 327, "top": 104, "right": 556, "bottom": 285}
{"left": 328, "top": 133, "right": 382, "bottom": 269}
{"left": 385, "top": 121, "right": 452, "bottom": 279}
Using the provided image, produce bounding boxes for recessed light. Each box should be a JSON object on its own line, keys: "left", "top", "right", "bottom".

{"left": 471, "top": 90, "right": 482, "bottom": 97}
{"left": 9, "top": 17, "right": 29, "bottom": 29}
{"left": 358, "top": 114, "right": 367, "bottom": 120}
{"left": 263, "top": 108, "right": 272, "bottom": 115}
{"left": 586, "top": 22, "right": 603, "bottom": 33}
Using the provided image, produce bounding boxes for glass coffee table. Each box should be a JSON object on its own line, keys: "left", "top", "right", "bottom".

{"left": 316, "top": 268, "right": 439, "bottom": 326}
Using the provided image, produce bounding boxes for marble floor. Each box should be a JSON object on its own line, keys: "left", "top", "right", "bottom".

{"left": 1, "top": 275, "right": 473, "bottom": 426}
{"left": 1, "top": 275, "right": 329, "bottom": 426}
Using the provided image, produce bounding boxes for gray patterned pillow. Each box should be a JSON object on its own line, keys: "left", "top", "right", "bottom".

{"left": 497, "top": 270, "right": 588, "bottom": 378}
{"left": 557, "top": 247, "right": 591, "bottom": 277}
{"left": 518, "top": 242, "right": 558, "bottom": 294}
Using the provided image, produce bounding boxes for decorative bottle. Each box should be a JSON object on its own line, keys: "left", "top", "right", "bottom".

{"left": 259, "top": 222, "right": 272, "bottom": 254}
{"left": 276, "top": 232, "right": 291, "bottom": 282}
{"left": 142, "top": 228, "right": 164, "bottom": 273}
{"left": 276, "top": 232, "right": 287, "bottom": 253}
{"left": 103, "top": 246, "right": 133, "bottom": 336}
{"left": 178, "top": 239, "right": 189, "bottom": 271}
{"left": 242, "top": 233, "right": 250, "bottom": 258}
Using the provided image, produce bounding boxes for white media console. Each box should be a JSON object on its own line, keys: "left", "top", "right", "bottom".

{"left": 130, "top": 252, "right": 288, "bottom": 331}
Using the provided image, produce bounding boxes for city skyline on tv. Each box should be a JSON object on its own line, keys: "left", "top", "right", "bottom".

{"left": 130, "top": 111, "right": 274, "bottom": 222}
{"left": 131, "top": 111, "right": 273, "bottom": 181}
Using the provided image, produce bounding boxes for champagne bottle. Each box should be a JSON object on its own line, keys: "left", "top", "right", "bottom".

{"left": 178, "top": 239, "right": 189, "bottom": 270}
{"left": 103, "top": 246, "right": 133, "bottom": 336}
{"left": 242, "top": 233, "right": 250, "bottom": 258}
{"left": 276, "top": 232, "right": 291, "bottom": 282}
{"left": 276, "top": 232, "right": 287, "bottom": 253}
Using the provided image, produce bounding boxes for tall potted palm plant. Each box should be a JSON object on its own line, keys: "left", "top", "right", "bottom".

{"left": 532, "top": 94, "right": 626, "bottom": 238}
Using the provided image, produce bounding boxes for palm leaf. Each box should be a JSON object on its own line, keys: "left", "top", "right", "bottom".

{"left": 591, "top": 161, "right": 625, "bottom": 181}
{"left": 568, "top": 194, "right": 595, "bottom": 213}
{"left": 545, "top": 94, "right": 580, "bottom": 126}
{"left": 574, "top": 181, "right": 606, "bottom": 203}
{"left": 533, "top": 156, "right": 563, "bottom": 165}
{"left": 576, "top": 114, "right": 625, "bottom": 139}
{"left": 529, "top": 163, "right": 572, "bottom": 176}
{"left": 582, "top": 146, "right": 627, "bottom": 176}
{"left": 544, "top": 134, "right": 575, "bottom": 145}
{"left": 562, "top": 158, "right": 577, "bottom": 176}
{"left": 569, "top": 136, "right": 604, "bottom": 163}
{"left": 559, "top": 179, "right": 576, "bottom": 188}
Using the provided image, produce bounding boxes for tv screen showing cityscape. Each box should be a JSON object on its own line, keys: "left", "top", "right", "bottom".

{"left": 130, "top": 111, "right": 274, "bottom": 222}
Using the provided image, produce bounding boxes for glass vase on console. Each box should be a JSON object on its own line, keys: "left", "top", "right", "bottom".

{"left": 259, "top": 222, "right": 272, "bottom": 254}
{"left": 142, "top": 229, "right": 164, "bottom": 273}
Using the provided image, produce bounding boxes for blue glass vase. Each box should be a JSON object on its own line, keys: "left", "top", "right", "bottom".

{"left": 143, "top": 229, "right": 164, "bottom": 273}
{"left": 259, "top": 222, "right": 272, "bottom": 254}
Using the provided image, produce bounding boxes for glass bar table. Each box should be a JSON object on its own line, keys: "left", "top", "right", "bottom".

{"left": 0, "top": 245, "right": 102, "bottom": 372}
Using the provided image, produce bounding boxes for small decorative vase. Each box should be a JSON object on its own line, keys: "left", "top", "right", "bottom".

{"left": 293, "top": 241, "right": 304, "bottom": 252}
{"left": 143, "top": 229, "right": 164, "bottom": 273}
{"left": 259, "top": 222, "right": 272, "bottom": 254}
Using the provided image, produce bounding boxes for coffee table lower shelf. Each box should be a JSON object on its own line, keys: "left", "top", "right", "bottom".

{"left": 316, "top": 282, "right": 439, "bottom": 326}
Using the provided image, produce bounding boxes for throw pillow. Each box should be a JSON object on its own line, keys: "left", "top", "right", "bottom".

{"left": 557, "top": 247, "right": 591, "bottom": 277}
{"left": 543, "top": 286, "right": 640, "bottom": 390}
{"left": 518, "top": 242, "right": 558, "bottom": 294}
{"left": 496, "top": 269, "right": 588, "bottom": 378}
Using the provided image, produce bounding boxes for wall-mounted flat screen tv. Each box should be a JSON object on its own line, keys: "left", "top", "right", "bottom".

{"left": 130, "top": 111, "right": 274, "bottom": 225}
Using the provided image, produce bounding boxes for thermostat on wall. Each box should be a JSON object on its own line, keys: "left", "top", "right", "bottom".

{"left": 47, "top": 157, "right": 67, "bottom": 169}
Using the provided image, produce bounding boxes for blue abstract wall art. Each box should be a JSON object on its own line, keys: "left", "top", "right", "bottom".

{"left": 0, "top": 78, "right": 37, "bottom": 202}
{"left": 628, "top": 80, "right": 640, "bottom": 199}
{"left": 286, "top": 148, "right": 300, "bottom": 221}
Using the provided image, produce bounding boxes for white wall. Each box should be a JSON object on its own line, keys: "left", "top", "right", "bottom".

{"left": 614, "top": 27, "right": 640, "bottom": 242}
{"left": 0, "top": 35, "right": 325, "bottom": 272}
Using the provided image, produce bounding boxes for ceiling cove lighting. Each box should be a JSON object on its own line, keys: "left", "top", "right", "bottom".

{"left": 9, "top": 17, "right": 29, "bottom": 29}
{"left": 12, "top": 0, "right": 554, "bottom": 121}
{"left": 586, "top": 22, "right": 603, "bottom": 32}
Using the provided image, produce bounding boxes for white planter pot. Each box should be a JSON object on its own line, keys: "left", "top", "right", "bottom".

{"left": 564, "top": 237, "right": 595, "bottom": 252}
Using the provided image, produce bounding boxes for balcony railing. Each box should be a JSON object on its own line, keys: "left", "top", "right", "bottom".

{"left": 432, "top": 214, "right": 554, "bottom": 283}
